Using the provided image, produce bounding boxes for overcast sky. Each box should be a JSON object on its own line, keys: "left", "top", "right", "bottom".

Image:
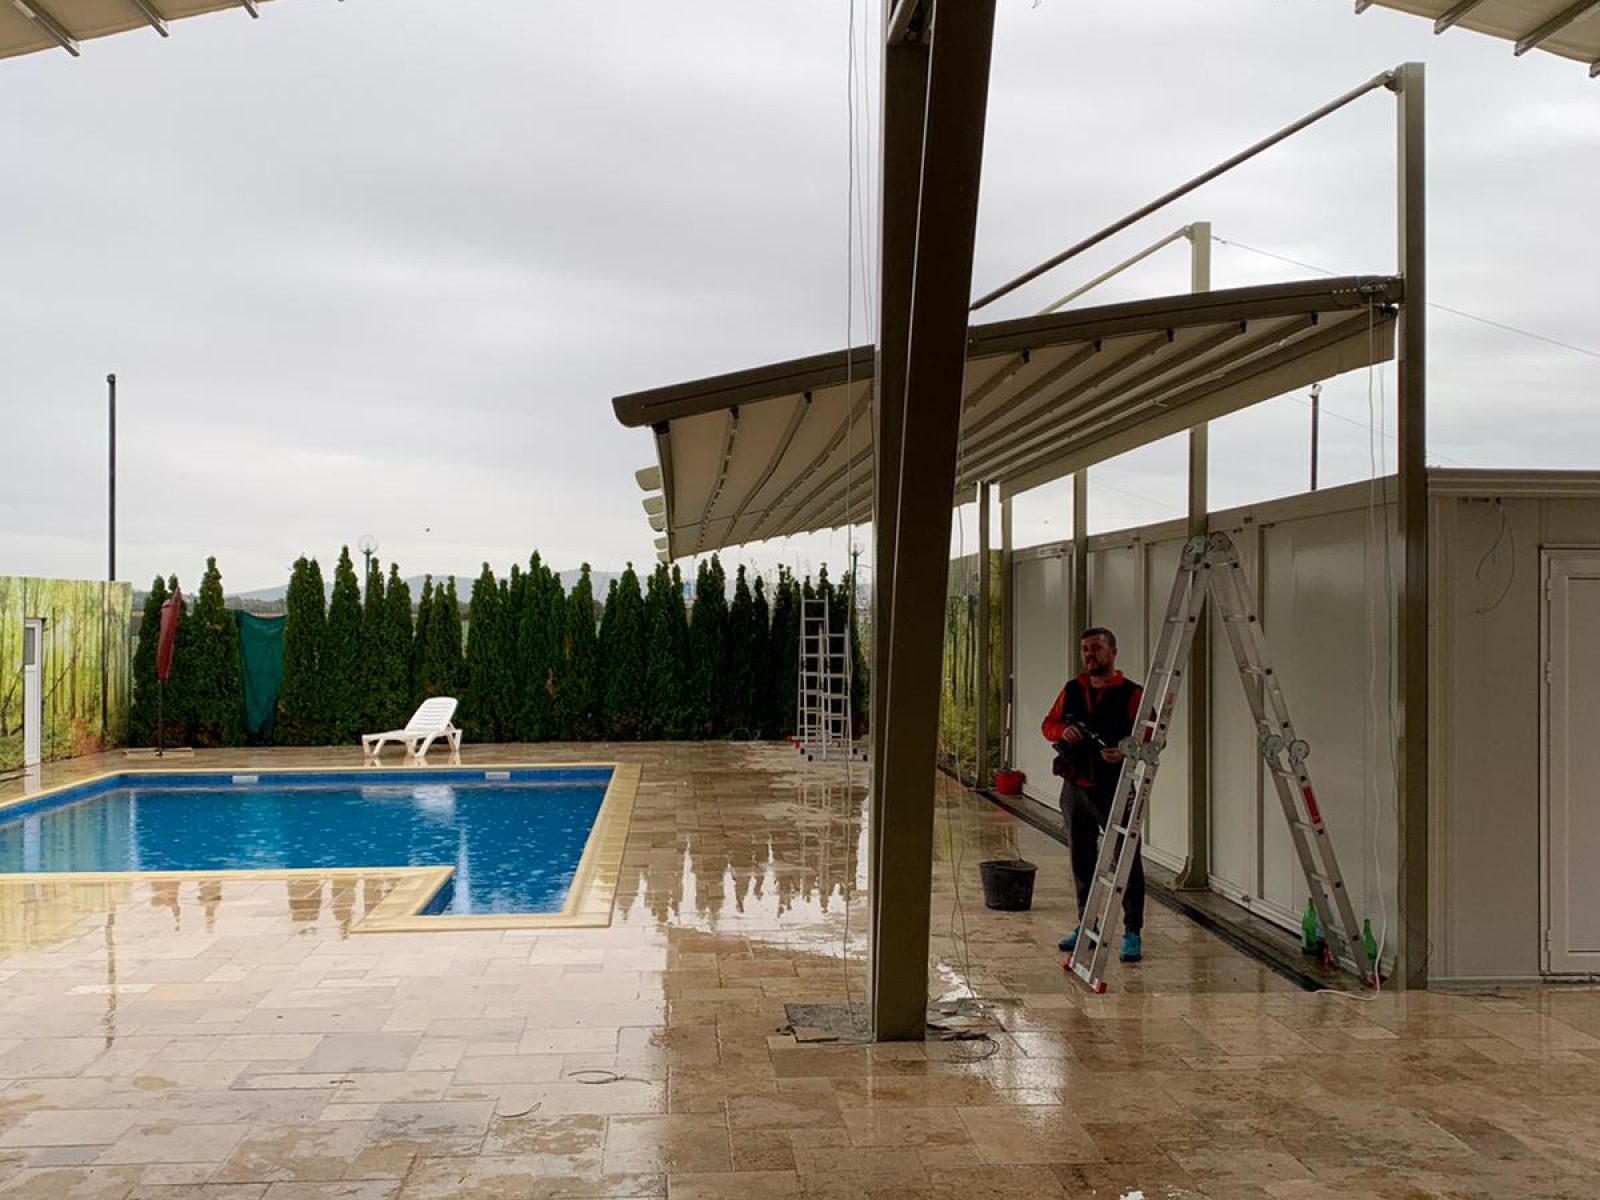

{"left": 1, "top": 0, "right": 1596, "bottom": 594}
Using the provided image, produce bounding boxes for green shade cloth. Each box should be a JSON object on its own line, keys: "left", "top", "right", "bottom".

{"left": 235, "top": 611, "right": 286, "bottom": 740}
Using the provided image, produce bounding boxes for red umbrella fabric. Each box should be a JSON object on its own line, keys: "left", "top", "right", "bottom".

{"left": 157, "top": 586, "right": 183, "bottom": 683}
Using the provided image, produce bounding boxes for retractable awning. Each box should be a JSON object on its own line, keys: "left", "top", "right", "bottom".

{"left": 614, "top": 275, "right": 1403, "bottom": 560}
{"left": 0, "top": 0, "right": 279, "bottom": 61}
{"left": 1357, "top": 0, "right": 1600, "bottom": 77}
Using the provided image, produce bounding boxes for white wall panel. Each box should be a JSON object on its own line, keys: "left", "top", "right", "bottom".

{"left": 1256, "top": 506, "right": 1398, "bottom": 939}
{"left": 1208, "top": 522, "right": 1262, "bottom": 904}
{"left": 1143, "top": 535, "right": 1190, "bottom": 870}
{"left": 1429, "top": 486, "right": 1600, "bottom": 982}
{"left": 1012, "top": 548, "right": 1073, "bottom": 809}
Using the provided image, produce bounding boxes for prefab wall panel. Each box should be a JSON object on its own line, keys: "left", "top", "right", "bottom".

{"left": 1007, "top": 482, "right": 1399, "bottom": 943}
{"left": 1429, "top": 481, "right": 1600, "bottom": 983}
{"left": 1011, "top": 547, "right": 1073, "bottom": 808}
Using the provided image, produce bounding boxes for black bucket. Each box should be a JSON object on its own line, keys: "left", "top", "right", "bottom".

{"left": 979, "top": 859, "right": 1037, "bottom": 911}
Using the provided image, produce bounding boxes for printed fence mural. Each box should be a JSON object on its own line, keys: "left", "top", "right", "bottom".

{"left": 0, "top": 577, "right": 132, "bottom": 773}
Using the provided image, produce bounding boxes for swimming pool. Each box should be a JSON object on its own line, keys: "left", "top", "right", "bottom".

{"left": 0, "top": 767, "right": 620, "bottom": 919}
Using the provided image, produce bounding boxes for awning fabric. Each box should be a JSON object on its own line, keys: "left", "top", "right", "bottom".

{"left": 1359, "top": 1, "right": 1600, "bottom": 77}
{"left": 614, "top": 276, "right": 1403, "bottom": 561}
{"left": 0, "top": 1, "right": 280, "bottom": 62}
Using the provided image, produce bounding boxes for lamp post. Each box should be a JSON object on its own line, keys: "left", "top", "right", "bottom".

{"left": 357, "top": 533, "right": 379, "bottom": 596}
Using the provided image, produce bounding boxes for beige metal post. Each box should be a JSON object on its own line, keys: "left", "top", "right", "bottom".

{"left": 977, "top": 482, "right": 992, "bottom": 784}
{"left": 1000, "top": 496, "right": 1014, "bottom": 773}
{"left": 1072, "top": 472, "right": 1089, "bottom": 632}
{"left": 869, "top": 0, "right": 998, "bottom": 1041}
{"left": 1394, "top": 62, "right": 1429, "bottom": 989}
{"left": 1178, "top": 221, "right": 1213, "bottom": 890}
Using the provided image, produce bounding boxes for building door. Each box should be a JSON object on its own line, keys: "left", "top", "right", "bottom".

{"left": 1543, "top": 551, "right": 1600, "bottom": 974}
{"left": 22, "top": 618, "right": 43, "bottom": 769}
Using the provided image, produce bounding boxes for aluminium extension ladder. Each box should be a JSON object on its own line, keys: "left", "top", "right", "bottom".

{"left": 1064, "top": 532, "right": 1376, "bottom": 992}
{"left": 798, "top": 596, "right": 857, "bottom": 761}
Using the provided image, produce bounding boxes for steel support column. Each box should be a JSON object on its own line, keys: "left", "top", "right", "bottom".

{"left": 1394, "top": 62, "right": 1429, "bottom": 989}
{"left": 867, "top": 9, "right": 928, "bottom": 1023}
{"left": 1000, "top": 496, "right": 1014, "bottom": 773}
{"left": 977, "top": 482, "right": 992, "bottom": 784}
{"left": 869, "top": 0, "right": 997, "bottom": 1041}
{"left": 1178, "top": 223, "right": 1211, "bottom": 890}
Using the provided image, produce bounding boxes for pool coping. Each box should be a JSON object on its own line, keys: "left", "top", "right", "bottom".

{"left": 0, "top": 761, "right": 642, "bottom": 934}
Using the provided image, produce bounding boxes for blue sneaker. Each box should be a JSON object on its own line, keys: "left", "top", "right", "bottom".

{"left": 1058, "top": 927, "right": 1080, "bottom": 953}
{"left": 1120, "top": 931, "right": 1142, "bottom": 962}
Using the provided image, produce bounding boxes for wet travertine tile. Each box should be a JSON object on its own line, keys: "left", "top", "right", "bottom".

{"left": 2, "top": 743, "right": 1599, "bottom": 1200}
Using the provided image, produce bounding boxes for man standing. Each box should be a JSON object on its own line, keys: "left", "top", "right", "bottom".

{"left": 1040, "top": 627, "right": 1146, "bottom": 963}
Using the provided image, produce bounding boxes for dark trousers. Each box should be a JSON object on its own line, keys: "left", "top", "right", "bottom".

{"left": 1061, "top": 779, "right": 1145, "bottom": 934}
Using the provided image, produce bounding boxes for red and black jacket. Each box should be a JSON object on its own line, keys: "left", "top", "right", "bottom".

{"left": 1040, "top": 671, "right": 1144, "bottom": 792}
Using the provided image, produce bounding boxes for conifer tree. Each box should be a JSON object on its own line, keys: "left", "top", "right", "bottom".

{"left": 725, "top": 565, "right": 756, "bottom": 735}
{"left": 601, "top": 564, "right": 647, "bottom": 739}
{"left": 596, "top": 578, "right": 621, "bottom": 733}
{"left": 666, "top": 565, "right": 693, "bottom": 736}
{"left": 519, "top": 556, "right": 558, "bottom": 740}
{"left": 323, "top": 547, "right": 365, "bottom": 744}
{"left": 412, "top": 575, "right": 435, "bottom": 706}
{"left": 767, "top": 567, "right": 801, "bottom": 738}
{"left": 184, "top": 557, "right": 244, "bottom": 747}
{"left": 504, "top": 564, "right": 526, "bottom": 738}
{"left": 441, "top": 577, "right": 465, "bottom": 693}
{"left": 543, "top": 574, "right": 569, "bottom": 737}
{"left": 463, "top": 563, "right": 504, "bottom": 742}
{"left": 128, "top": 575, "right": 169, "bottom": 746}
{"left": 559, "top": 565, "right": 600, "bottom": 738}
{"left": 418, "top": 577, "right": 463, "bottom": 700}
{"left": 278, "top": 556, "right": 326, "bottom": 744}
{"left": 378, "top": 564, "right": 413, "bottom": 732}
{"left": 640, "top": 565, "right": 671, "bottom": 739}
{"left": 752, "top": 575, "right": 771, "bottom": 738}
{"left": 838, "top": 571, "right": 869, "bottom": 735}
{"left": 688, "top": 555, "right": 730, "bottom": 736}
{"left": 361, "top": 557, "right": 387, "bottom": 732}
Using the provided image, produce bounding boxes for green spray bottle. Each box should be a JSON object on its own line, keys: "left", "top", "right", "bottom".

{"left": 1362, "top": 919, "right": 1380, "bottom": 979}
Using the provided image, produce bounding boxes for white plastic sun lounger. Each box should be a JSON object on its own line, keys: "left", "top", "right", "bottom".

{"left": 362, "top": 696, "right": 463, "bottom": 759}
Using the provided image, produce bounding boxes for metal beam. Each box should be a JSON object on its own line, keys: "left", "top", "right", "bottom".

{"left": 1514, "top": 0, "right": 1600, "bottom": 55}
{"left": 1178, "top": 222, "right": 1211, "bottom": 891}
{"left": 125, "top": 0, "right": 169, "bottom": 35}
{"left": 11, "top": 0, "right": 79, "bottom": 55}
{"left": 870, "top": 0, "right": 997, "bottom": 1043}
{"left": 1394, "top": 62, "right": 1429, "bottom": 990}
{"left": 1432, "top": 0, "right": 1490, "bottom": 34}
{"left": 970, "top": 70, "right": 1397, "bottom": 312}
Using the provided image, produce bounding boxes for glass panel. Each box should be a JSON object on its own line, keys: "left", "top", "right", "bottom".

{"left": 22, "top": 624, "right": 37, "bottom": 668}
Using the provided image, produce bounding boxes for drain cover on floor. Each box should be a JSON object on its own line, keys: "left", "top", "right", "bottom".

{"left": 781, "top": 1003, "right": 871, "bottom": 1043}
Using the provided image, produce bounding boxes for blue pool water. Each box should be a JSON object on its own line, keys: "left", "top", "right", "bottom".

{"left": 0, "top": 769, "right": 611, "bottom": 916}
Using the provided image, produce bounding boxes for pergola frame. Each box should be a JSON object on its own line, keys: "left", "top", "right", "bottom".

{"left": 864, "top": 33, "right": 1429, "bottom": 1036}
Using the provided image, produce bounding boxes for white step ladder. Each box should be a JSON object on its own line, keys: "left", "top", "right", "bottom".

{"left": 1065, "top": 532, "right": 1376, "bottom": 992}
{"left": 798, "top": 596, "right": 859, "bottom": 761}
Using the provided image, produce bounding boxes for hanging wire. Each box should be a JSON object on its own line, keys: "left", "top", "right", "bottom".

{"left": 1215, "top": 235, "right": 1600, "bottom": 363}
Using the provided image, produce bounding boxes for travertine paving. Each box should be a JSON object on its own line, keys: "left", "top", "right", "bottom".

{"left": 1, "top": 743, "right": 1597, "bottom": 1198}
